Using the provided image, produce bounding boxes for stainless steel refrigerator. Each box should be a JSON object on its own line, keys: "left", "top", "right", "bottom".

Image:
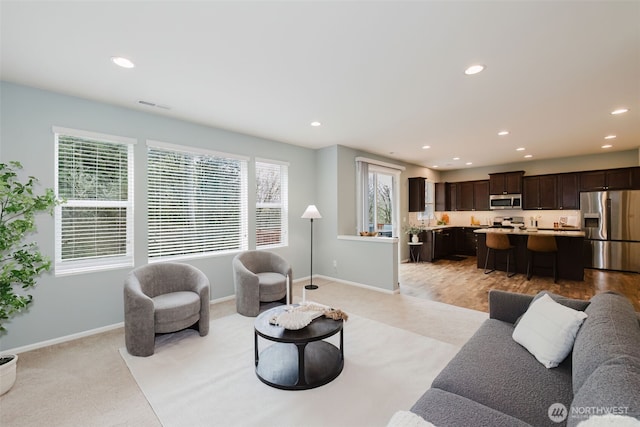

{"left": 580, "top": 190, "right": 640, "bottom": 273}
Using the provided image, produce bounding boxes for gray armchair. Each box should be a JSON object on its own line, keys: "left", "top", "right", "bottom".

{"left": 124, "top": 262, "right": 210, "bottom": 357}
{"left": 232, "top": 250, "right": 292, "bottom": 317}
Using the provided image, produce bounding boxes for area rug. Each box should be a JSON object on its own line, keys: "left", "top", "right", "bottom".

{"left": 120, "top": 313, "right": 462, "bottom": 427}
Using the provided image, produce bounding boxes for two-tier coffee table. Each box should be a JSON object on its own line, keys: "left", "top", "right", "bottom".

{"left": 254, "top": 305, "right": 344, "bottom": 390}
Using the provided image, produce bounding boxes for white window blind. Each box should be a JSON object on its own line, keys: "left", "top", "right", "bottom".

{"left": 54, "top": 127, "right": 135, "bottom": 275}
{"left": 255, "top": 160, "right": 288, "bottom": 248}
{"left": 147, "top": 141, "right": 248, "bottom": 260}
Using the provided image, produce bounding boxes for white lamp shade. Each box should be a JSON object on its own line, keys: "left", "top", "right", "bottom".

{"left": 301, "top": 204, "right": 322, "bottom": 219}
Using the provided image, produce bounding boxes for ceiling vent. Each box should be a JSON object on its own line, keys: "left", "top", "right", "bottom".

{"left": 138, "top": 100, "right": 171, "bottom": 110}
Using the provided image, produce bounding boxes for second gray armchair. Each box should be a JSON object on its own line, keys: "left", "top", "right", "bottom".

{"left": 232, "top": 250, "right": 292, "bottom": 316}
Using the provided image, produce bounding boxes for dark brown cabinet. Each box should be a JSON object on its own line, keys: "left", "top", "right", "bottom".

{"left": 489, "top": 171, "right": 524, "bottom": 195}
{"left": 633, "top": 167, "right": 640, "bottom": 189}
{"left": 435, "top": 182, "right": 449, "bottom": 211}
{"left": 457, "top": 182, "right": 474, "bottom": 211}
{"left": 455, "top": 180, "right": 489, "bottom": 211}
{"left": 408, "top": 177, "right": 425, "bottom": 212}
{"left": 523, "top": 175, "right": 557, "bottom": 209}
{"left": 454, "top": 227, "right": 478, "bottom": 255}
{"left": 557, "top": 173, "right": 579, "bottom": 210}
{"left": 449, "top": 183, "right": 457, "bottom": 211}
{"left": 474, "top": 180, "right": 490, "bottom": 211}
{"left": 579, "top": 168, "right": 633, "bottom": 191}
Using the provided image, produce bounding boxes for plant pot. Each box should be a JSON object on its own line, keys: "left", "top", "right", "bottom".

{"left": 411, "top": 234, "right": 420, "bottom": 243}
{"left": 0, "top": 354, "right": 18, "bottom": 396}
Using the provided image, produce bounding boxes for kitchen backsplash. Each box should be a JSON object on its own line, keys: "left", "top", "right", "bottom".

{"left": 408, "top": 210, "right": 581, "bottom": 229}
{"left": 436, "top": 210, "right": 581, "bottom": 228}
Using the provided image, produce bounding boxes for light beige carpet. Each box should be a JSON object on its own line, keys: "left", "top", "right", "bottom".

{"left": 120, "top": 313, "right": 463, "bottom": 427}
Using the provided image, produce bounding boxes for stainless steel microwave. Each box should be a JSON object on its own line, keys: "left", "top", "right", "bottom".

{"left": 490, "top": 194, "right": 522, "bottom": 210}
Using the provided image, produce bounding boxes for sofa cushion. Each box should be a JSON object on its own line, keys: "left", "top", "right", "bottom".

{"left": 512, "top": 293, "right": 587, "bottom": 368}
{"left": 410, "top": 387, "right": 531, "bottom": 427}
{"left": 153, "top": 291, "right": 201, "bottom": 333}
{"left": 431, "top": 319, "right": 573, "bottom": 426}
{"left": 568, "top": 356, "right": 640, "bottom": 427}
{"left": 257, "top": 272, "right": 287, "bottom": 302}
{"left": 572, "top": 292, "right": 640, "bottom": 393}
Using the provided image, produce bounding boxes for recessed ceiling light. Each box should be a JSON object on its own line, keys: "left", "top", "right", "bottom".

{"left": 516, "top": 147, "right": 525, "bottom": 151}
{"left": 601, "top": 144, "right": 613, "bottom": 149}
{"left": 453, "top": 157, "right": 460, "bottom": 160}
{"left": 432, "top": 165, "right": 439, "bottom": 168}
{"left": 464, "top": 64, "right": 485, "bottom": 75}
{"left": 524, "top": 154, "right": 533, "bottom": 158}
{"left": 111, "top": 56, "right": 135, "bottom": 68}
{"left": 422, "top": 145, "right": 431, "bottom": 149}
{"left": 498, "top": 130, "right": 509, "bottom": 136}
{"left": 465, "top": 162, "right": 473, "bottom": 166}
{"left": 310, "top": 121, "right": 321, "bottom": 127}
{"left": 604, "top": 135, "right": 616, "bottom": 140}
{"left": 611, "top": 108, "right": 629, "bottom": 115}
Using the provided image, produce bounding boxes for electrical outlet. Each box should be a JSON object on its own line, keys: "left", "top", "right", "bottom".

{"left": 333, "top": 260, "right": 337, "bottom": 269}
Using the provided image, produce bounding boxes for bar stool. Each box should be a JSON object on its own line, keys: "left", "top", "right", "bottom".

{"left": 526, "top": 235, "right": 558, "bottom": 283}
{"left": 484, "top": 233, "right": 516, "bottom": 277}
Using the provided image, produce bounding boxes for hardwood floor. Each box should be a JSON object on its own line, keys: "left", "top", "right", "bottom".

{"left": 399, "top": 256, "right": 640, "bottom": 312}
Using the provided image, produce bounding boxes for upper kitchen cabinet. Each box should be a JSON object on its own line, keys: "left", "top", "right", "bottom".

{"left": 408, "top": 177, "right": 425, "bottom": 212}
{"left": 579, "top": 168, "right": 635, "bottom": 191}
{"left": 489, "top": 171, "right": 525, "bottom": 195}
{"left": 557, "top": 172, "right": 580, "bottom": 210}
{"left": 474, "top": 180, "right": 490, "bottom": 211}
{"left": 523, "top": 175, "right": 557, "bottom": 210}
{"left": 632, "top": 167, "right": 640, "bottom": 189}
{"left": 456, "top": 180, "right": 489, "bottom": 211}
{"left": 435, "top": 182, "right": 450, "bottom": 211}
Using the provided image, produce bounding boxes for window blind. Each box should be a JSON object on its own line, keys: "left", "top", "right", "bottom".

{"left": 147, "top": 142, "right": 248, "bottom": 260}
{"left": 255, "top": 160, "right": 288, "bottom": 248}
{"left": 54, "top": 130, "right": 134, "bottom": 275}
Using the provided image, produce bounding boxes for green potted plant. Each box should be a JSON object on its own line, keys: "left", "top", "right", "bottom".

{"left": 403, "top": 225, "right": 424, "bottom": 242}
{"left": 0, "top": 161, "right": 57, "bottom": 395}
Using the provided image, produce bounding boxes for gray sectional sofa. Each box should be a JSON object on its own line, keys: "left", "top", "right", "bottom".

{"left": 410, "top": 290, "right": 640, "bottom": 426}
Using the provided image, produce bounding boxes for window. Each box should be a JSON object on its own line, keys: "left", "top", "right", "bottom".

{"left": 356, "top": 157, "right": 404, "bottom": 237}
{"left": 147, "top": 141, "right": 248, "bottom": 260}
{"left": 255, "top": 160, "right": 288, "bottom": 248}
{"left": 418, "top": 181, "right": 436, "bottom": 223}
{"left": 54, "top": 127, "right": 135, "bottom": 275}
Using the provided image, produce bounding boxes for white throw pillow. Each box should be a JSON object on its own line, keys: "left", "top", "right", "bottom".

{"left": 512, "top": 293, "right": 588, "bottom": 368}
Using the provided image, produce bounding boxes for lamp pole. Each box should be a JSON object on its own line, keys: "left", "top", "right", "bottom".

{"left": 301, "top": 205, "right": 322, "bottom": 290}
{"left": 306, "top": 217, "right": 317, "bottom": 290}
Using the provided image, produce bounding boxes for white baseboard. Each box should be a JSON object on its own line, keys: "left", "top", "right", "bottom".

{"left": 4, "top": 279, "right": 396, "bottom": 355}
{"left": 4, "top": 295, "right": 238, "bottom": 355}
{"left": 4, "top": 322, "right": 125, "bottom": 355}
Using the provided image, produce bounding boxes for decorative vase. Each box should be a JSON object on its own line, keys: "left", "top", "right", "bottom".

{"left": 0, "top": 354, "right": 18, "bottom": 396}
{"left": 411, "top": 234, "right": 419, "bottom": 243}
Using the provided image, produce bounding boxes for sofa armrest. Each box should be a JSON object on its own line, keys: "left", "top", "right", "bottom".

{"left": 488, "top": 290, "right": 534, "bottom": 324}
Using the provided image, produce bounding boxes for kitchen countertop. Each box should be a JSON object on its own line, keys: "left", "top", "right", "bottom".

{"left": 474, "top": 228, "right": 585, "bottom": 237}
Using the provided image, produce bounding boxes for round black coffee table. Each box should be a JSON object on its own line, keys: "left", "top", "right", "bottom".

{"left": 254, "top": 305, "right": 344, "bottom": 390}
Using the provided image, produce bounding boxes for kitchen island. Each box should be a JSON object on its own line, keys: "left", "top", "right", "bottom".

{"left": 474, "top": 228, "right": 585, "bottom": 281}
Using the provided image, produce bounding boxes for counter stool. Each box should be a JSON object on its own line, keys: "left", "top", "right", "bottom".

{"left": 526, "top": 235, "right": 558, "bottom": 283}
{"left": 484, "top": 233, "right": 516, "bottom": 277}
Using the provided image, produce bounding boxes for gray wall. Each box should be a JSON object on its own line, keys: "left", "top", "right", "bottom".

{"left": 312, "top": 145, "right": 435, "bottom": 289}
{"left": 0, "top": 82, "right": 316, "bottom": 350}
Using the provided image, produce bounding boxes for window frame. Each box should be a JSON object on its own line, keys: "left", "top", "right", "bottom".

{"left": 255, "top": 158, "right": 289, "bottom": 249}
{"left": 146, "top": 140, "right": 249, "bottom": 262}
{"left": 53, "top": 126, "right": 135, "bottom": 276}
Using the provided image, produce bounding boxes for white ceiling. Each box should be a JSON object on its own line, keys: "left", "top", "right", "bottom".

{"left": 1, "top": 1, "right": 639, "bottom": 170}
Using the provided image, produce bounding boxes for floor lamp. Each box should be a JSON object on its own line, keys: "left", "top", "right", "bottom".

{"left": 301, "top": 205, "right": 322, "bottom": 290}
